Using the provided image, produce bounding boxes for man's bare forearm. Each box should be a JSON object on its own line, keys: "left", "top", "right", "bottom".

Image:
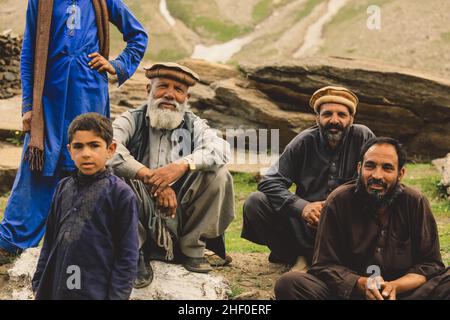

{"left": 390, "top": 273, "right": 426, "bottom": 294}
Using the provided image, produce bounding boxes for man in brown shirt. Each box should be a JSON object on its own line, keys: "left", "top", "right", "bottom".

{"left": 275, "top": 137, "right": 450, "bottom": 300}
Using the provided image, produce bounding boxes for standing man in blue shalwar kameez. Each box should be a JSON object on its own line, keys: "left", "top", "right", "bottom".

{"left": 0, "top": 0, "right": 148, "bottom": 263}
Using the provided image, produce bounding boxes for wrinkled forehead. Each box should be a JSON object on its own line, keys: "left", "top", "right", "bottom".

{"left": 149, "top": 77, "right": 189, "bottom": 91}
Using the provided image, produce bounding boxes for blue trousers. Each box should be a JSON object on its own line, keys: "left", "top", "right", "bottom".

{"left": 0, "top": 134, "right": 70, "bottom": 254}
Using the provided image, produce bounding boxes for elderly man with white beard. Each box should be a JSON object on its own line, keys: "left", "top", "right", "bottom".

{"left": 109, "top": 63, "right": 235, "bottom": 288}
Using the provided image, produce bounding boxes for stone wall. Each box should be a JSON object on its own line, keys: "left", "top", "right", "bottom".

{"left": 0, "top": 30, "right": 22, "bottom": 99}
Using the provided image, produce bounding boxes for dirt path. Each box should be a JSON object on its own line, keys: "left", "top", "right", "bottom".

{"left": 0, "top": 262, "right": 14, "bottom": 300}
{"left": 212, "top": 253, "right": 290, "bottom": 300}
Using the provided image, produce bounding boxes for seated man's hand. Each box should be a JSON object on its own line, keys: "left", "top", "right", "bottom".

{"left": 155, "top": 187, "right": 177, "bottom": 218}
{"left": 135, "top": 167, "right": 156, "bottom": 184}
{"left": 148, "top": 161, "right": 189, "bottom": 195}
{"left": 360, "top": 276, "right": 386, "bottom": 300}
{"left": 380, "top": 281, "right": 397, "bottom": 300}
{"left": 301, "top": 201, "right": 324, "bottom": 228}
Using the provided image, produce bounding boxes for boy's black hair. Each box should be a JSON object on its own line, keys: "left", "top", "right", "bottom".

{"left": 359, "top": 137, "right": 407, "bottom": 170}
{"left": 68, "top": 113, "right": 113, "bottom": 145}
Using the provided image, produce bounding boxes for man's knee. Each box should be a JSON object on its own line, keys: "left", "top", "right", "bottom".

{"left": 275, "top": 272, "right": 308, "bottom": 300}
{"left": 243, "top": 191, "right": 268, "bottom": 221}
{"left": 204, "top": 166, "right": 233, "bottom": 194}
{"left": 433, "top": 268, "right": 450, "bottom": 299}
{"left": 275, "top": 272, "right": 329, "bottom": 300}
{"left": 215, "top": 165, "right": 233, "bottom": 183}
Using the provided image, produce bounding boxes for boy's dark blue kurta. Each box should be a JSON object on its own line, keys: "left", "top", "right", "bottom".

{"left": 32, "top": 170, "right": 139, "bottom": 300}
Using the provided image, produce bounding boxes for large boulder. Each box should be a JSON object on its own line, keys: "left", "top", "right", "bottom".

{"left": 241, "top": 56, "right": 450, "bottom": 158}
{"left": 0, "top": 30, "right": 22, "bottom": 100}
{"left": 5, "top": 248, "right": 231, "bottom": 300}
{"left": 190, "top": 78, "right": 315, "bottom": 148}
{"left": 1, "top": 56, "right": 441, "bottom": 160}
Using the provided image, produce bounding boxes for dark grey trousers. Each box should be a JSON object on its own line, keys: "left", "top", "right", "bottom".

{"left": 275, "top": 269, "right": 450, "bottom": 300}
{"left": 241, "top": 191, "right": 315, "bottom": 264}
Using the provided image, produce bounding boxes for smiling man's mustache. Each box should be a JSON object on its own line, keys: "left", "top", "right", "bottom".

{"left": 325, "top": 123, "right": 344, "bottom": 132}
{"left": 147, "top": 93, "right": 190, "bottom": 130}
{"left": 157, "top": 99, "right": 178, "bottom": 109}
{"left": 367, "top": 178, "right": 387, "bottom": 190}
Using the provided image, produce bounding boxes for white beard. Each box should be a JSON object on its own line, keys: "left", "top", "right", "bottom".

{"left": 147, "top": 93, "right": 190, "bottom": 130}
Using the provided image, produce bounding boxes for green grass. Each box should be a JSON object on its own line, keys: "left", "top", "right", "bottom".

{"left": 297, "top": 0, "right": 325, "bottom": 20}
{"left": 441, "top": 32, "right": 450, "bottom": 42}
{"left": 252, "top": 0, "right": 272, "bottom": 24}
{"left": 228, "top": 283, "right": 244, "bottom": 299}
{"left": 166, "top": 0, "right": 197, "bottom": 26}
{"left": 403, "top": 164, "right": 450, "bottom": 219}
{"left": 193, "top": 17, "right": 251, "bottom": 43}
{"left": 166, "top": 0, "right": 251, "bottom": 42}
{"left": 403, "top": 163, "right": 450, "bottom": 265}
{"left": 252, "top": 0, "right": 295, "bottom": 24}
{"left": 225, "top": 172, "right": 269, "bottom": 253}
{"left": 324, "top": 0, "right": 389, "bottom": 28}
{"left": 0, "top": 193, "right": 9, "bottom": 221}
{"left": 153, "top": 48, "right": 187, "bottom": 62}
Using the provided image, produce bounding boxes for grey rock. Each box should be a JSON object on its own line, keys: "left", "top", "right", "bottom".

{"left": 432, "top": 153, "right": 450, "bottom": 199}
{"left": 109, "top": 57, "right": 450, "bottom": 158}
{"left": 7, "top": 248, "right": 231, "bottom": 300}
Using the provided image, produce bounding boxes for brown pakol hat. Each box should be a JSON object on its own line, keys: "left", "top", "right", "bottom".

{"left": 309, "top": 86, "right": 359, "bottom": 115}
{"left": 144, "top": 62, "right": 200, "bottom": 86}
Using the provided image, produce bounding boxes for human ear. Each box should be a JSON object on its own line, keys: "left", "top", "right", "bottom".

{"left": 107, "top": 142, "right": 117, "bottom": 159}
{"left": 67, "top": 144, "right": 75, "bottom": 161}
{"left": 398, "top": 167, "right": 406, "bottom": 181}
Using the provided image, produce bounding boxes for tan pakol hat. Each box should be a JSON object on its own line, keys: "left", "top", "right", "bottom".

{"left": 144, "top": 62, "right": 200, "bottom": 86}
{"left": 309, "top": 86, "right": 359, "bottom": 115}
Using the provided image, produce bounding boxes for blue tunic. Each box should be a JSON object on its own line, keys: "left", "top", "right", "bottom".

{"left": 0, "top": 0, "right": 148, "bottom": 253}
{"left": 21, "top": 0, "right": 148, "bottom": 175}
{"left": 32, "top": 170, "right": 139, "bottom": 300}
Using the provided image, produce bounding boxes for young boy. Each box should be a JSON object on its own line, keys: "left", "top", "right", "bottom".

{"left": 32, "top": 113, "right": 139, "bottom": 300}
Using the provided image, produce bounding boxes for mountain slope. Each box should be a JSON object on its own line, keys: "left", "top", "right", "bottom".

{"left": 0, "top": 0, "right": 449, "bottom": 78}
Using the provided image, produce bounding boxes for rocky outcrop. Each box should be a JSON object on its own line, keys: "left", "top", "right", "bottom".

{"left": 1, "top": 56, "right": 448, "bottom": 160}
{"left": 6, "top": 248, "right": 231, "bottom": 300}
{"left": 108, "top": 58, "right": 450, "bottom": 158}
{"left": 190, "top": 78, "right": 316, "bottom": 148}
{"left": 241, "top": 56, "right": 450, "bottom": 158}
{"left": 0, "top": 30, "right": 22, "bottom": 100}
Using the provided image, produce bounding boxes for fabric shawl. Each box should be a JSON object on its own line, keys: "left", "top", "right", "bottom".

{"left": 26, "top": 0, "right": 110, "bottom": 172}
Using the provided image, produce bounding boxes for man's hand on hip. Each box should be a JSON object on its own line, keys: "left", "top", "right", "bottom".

{"left": 88, "top": 52, "right": 116, "bottom": 75}
{"left": 301, "top": 201, "right": 324, "bottom": 228}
